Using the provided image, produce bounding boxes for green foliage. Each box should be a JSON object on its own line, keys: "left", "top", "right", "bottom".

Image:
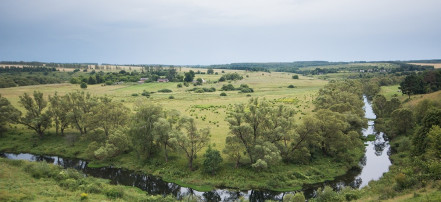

{"left": 219, "top": 72, "right": 243, "bottom": 82}
{"left": 158, "top": 89, "right": 172, "bottom": 93}
{"left": 172, "top": 117, "right": 211, "bottom": 170}
{"left": 207, "top": 68, "right": 214, "bottom": 74}
{"left": 220, "top": 92, "right": 227, "bottom": 96}
{"left": 105, "top": 186, "right": 125, "bottom": 199}
{"left": 287, "top": 84, "right": 296, "bottom": 88}
{"left": 16, "top": 91, "right": 52, "bottom": 138}
{"left": 292, "top": 75, "right": 299, "bottom": 79}
{"left": 177, "top": 83, "right": 183, "bottom": 88}
{"left": 130, "top": 103, "right": 163, "bottom": 159}
{"left": 184, "top": 70, "right": 195, "bottom": 82}
{"left": 94, "top": 129, "right": 131, "bottom": 160}
{"left": 141, "top": 90, "right": 151, "bottom": 97}
{"left": 389, "top": 108, "right": 414, "bottom": 138}
{"left": 283, "top": 192, "right": 305, "bottom": 202}
{"left": 312, "top": 186, "right": 344, "bottom": 202}
{"left": 0, "top": 94, "right": 21, "bottom": 136}
{"left": 23, "top": 161, "right": 59, "bottom": 179}
{"left": 168, "top": 95, "right": 174, "bottom": 99}
{"left": 80, "top": 82, "right": 87, "bottom": 89}
{"left": 203, "top": 146, "right": 223, "bottom": 175}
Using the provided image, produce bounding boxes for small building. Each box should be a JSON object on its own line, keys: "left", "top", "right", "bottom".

{"left": 157, "top": 78, "right": 169, "bottom": 83}
{"left": 140, "top": 78, "right": 149, "bottom": 81}
{"left": 137, "top": 81, "right": 145, "bottom": 84}
{"left": 114, "top": 81, "right": 124, "bottom": 85}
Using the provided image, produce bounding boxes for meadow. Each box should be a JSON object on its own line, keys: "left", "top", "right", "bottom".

{"left": 0, "top": 68, "right": 327, "bottom": 153}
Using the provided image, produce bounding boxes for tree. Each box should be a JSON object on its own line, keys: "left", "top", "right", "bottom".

{"left": 390, "top": 108, "right": 414, "bottom": 138}
{"left": 426, "top": 125, "right": 441, "bottom": 160}
{"left": 399, "top": 74, "right": 420, "bottom": 99}
{"left": 292, "top": 75, "right": 299, "bottom": 79}
{"left": 207, "top": 68, "right": 214, "bottom": 74}
{"left": 173, "top": 117, "right": 210, "bottom": 170}
{"left": 153, "top": 109, "right": 180, "bottom": 162}
{"left": 66, "top": 91, "right": 97, "bottom": 135}
{"left": 130, "top": 103, "right": 163, "bottom": 159}
{"left": 80, "top": 82, "right": 87, "bottom": 89}
{"left": 91, "top": 97, "right": 130, "bottom": 137}
{"left": 184, "top": 70, "right": 195, "bottom": 82}
{"left": 48, "top": 92, "right": 70, "bottom": 135}
{"left": 203, "top": 146, "right": 223, "bottom": 175}
{"left": 16, "top": 91, "right": 52, "bottom": 138}
{"left": 94, "top": 129, "right": 131, "bottom": 160}
{"left": 0, "top": 94, "right": 21, "bottom": 136}
{"left": 223, "top": 136, "right": 244, "bottom": 168}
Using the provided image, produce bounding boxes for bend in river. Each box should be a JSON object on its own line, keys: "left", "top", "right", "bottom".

{"left": 1, "top": 95, "right": 392, "bottom": 201}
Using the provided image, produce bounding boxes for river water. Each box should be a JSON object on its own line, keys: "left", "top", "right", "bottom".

{"left": 1, "top": 96, "right": 391, "bottom": 201}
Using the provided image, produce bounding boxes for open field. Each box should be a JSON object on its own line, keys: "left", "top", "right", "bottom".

{"left": 0, "top": 68, "right": 327, "bottom": 155}
{"left": 409, "top": 63, "right": 441, "bottom": 69}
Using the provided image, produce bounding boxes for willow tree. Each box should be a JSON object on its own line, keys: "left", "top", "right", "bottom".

{"left": 16, "top": 91, "right": 52, "bottom": 138}
{"left": 173, "top": 117, "right": 210, "bottom": 170}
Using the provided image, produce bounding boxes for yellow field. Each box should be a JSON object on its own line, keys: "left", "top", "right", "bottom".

{"left": 408, "top": 63, "right": 441, "bottom": 69}
{"left": 0, "top": 68, "right": 327, "bottom": 151}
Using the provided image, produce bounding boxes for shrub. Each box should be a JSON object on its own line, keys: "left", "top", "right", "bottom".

{"left": 203, "top": 146, "right": 223, "bottom": 175}
{"left": 24, "top": 161, "right": 58, "bottom": 179}
{"left": 221, "top": 84, "right": 235, "bottom": 91}
{"left": 80, "top": 82, "right": 87, "bottom": 89}
{"left": 177, "top": 83, "right": 183, "bottom": 88}
{"left": 220, "top": 92, "right": 227, "bottom": 96}
{"left": 292, "top": 75, "right": 299, "bottom": 79}
{"left": 314, "top": 186, "right": 344, "bottom": 202}
{"left": 283, "top": 192, "right": 305, "bottom": 202}
{"left": 131, "top": 93, "right": 138, "bottom": 96}
{"left": 105, "top": 186, "right": 125, "bottom": 199}
{"left": 80, "top": 193, "right": 88, "bottom": 200}
{"left": 141, "top": 90, "right": 151, "bottom": 97}
{"left": 169, "top": 95, "right": 175, "bottom": 99}
{"left": 288, "top": 84, "right": 296, "bottom": 88}
{"left": 158, "top": 89, "right": 172, "bottom": 93}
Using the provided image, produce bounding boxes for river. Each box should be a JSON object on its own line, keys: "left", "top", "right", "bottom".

{"left": 1, "top": 96, "right": 391, "bottom": 201}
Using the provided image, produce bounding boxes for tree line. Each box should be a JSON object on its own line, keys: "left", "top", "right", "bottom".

{"left": 399, "top": 69, "right": 441, "bottom": 98}
{"left": 372, "top": 92, "right": 441, "bottom": 191}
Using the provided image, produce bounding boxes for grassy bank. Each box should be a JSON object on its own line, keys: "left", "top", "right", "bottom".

{"left": 0, "top": 129, "right": 363, "bottom": 192}
{"left": 0, "top": 158, "right": 174, "bottom": 201}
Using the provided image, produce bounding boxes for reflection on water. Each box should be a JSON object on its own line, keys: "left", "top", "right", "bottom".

{"left": 0, "top": 96, "right": 391, "bottom": 201}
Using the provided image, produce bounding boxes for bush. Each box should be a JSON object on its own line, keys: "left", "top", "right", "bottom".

{"left": 283, "top": 192, "right": 305, "bottom": 202}
{"left": 131, "top": 93, "right": 138, "bottom": 96}
{"left": 177, "top": 83, "right": 183, "bottom": 88}
{"left": 203, "top": 146, "right": 223, "bottom": 175}
{"left": 314, "top": 186, "right": 344, "bottom": 202}
{"left": 105, "top": 186, "right": 125, "bottom": 199}
{"left": 292, "top": 75, "right": 299, "bottom": 79}
{"left": 288, "top": 84, "right": 296, "bottom": 88}
{"left": 80, "top": 82, "right": 87, "bottom": 89}
{"left": 141, "top": 90, "right": 151, "bottom": 97}
{"left": 169, "top": 95, "right": 175, "bottom": 99}
{"left": 221, "top": 84, "right": 235, "bottom": 91}
{"left": 158, "top": 89, "right": 172, "bottom": 93}
{"left": 220, "top": 92, "right": 227, "bottom": 96}
{"left": 24, "top": 161, "right": 58, "bottom": 179}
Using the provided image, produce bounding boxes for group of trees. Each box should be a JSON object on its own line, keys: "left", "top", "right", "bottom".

{"left": 0, "top": 91, "right": 215, "bottom": 171}
{"left": 70, "top": 68, "right": 185, "bottom": 85}
{"left": 223, "top": 80, "right": 366, "bottom": 170}
{"left": 218, "top": 73, "right": 243, "bottom": 82}
{"left": 399, "top": 69, "right": 441, "bottom": 98}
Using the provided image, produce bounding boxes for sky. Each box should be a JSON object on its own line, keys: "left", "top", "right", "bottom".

{"left": 0, "top": 0, "right": 440, "bottom": 65}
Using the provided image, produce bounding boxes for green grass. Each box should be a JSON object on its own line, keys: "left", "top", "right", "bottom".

{"left": 0, "top": 158, "right": 174, "bottom": 201}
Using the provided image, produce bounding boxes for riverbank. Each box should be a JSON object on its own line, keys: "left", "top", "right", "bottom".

{"left": 0, "top": 128, "right": 364, "bottom": 193}
{"left": 0, "top": 158, "right": 174, "bottom": 201}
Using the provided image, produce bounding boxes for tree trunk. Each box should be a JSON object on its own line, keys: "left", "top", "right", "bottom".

{"left": 164, "top": 144, "right": 168, "bottom": 163}
{"left": 189, "top": 157, "right": 193, "bottom": 170}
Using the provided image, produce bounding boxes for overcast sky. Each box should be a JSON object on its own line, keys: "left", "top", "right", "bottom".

{"left": 1, "top": 0, "right": 440, "bottom": 65}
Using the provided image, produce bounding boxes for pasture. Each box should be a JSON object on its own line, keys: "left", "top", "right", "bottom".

{"left": 0, "top": 68, "right": 327, "bottom": 152}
